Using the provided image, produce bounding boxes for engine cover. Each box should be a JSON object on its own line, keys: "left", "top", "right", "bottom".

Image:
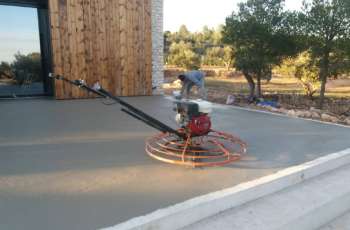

{"left": 188, "top": 114, "right": 211, "bottom": 136}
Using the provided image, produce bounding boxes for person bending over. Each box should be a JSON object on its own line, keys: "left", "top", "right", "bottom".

{"left": 178, "top": 70, "right": 207, "bottom": 99}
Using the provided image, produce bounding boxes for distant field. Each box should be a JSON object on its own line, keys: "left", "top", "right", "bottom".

{"left": 205, "top": 75, "right": 350, "bottom": 98}
{"left": 164, "top": 66, "right": 350, "bottom": 98}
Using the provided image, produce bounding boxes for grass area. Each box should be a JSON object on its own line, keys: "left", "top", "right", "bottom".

{"left": 205, "top": 76, "right": 350, "bottom": 98}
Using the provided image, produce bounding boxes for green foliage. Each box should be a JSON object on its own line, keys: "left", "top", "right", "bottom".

{"left": 294, "top": 53, "right": 321, "bottom": 98}
{"left": 277, "top": 52, "right": 321, "bottom": 98}
{"left": 295, "top": 65, "right": 320, "bottom": 99}
{"left": 11, "top": 52, "right": 42, "bottom": 85}
{"left": 167, "top": 41, "right": 201, "bottom": 70}
{"left": 202, "top": 46, "right": 233, "bottom": 69}
{"left": 178, "top": 25, "right": 192, "bottom": 42}
{"left": 164, "top": 25, "right": 230, "bottom": 68}
{"left": 329, "top": 38, "right": 350, "bottom": 78}
{"left": 0, "top": 61, "right": 13, "bottom": 79}
{"left": 300, "top": 0, "right": 350, "bottom": 107}
{"left": 223, "top": 0, "right": 301, "bottom": 97}
{"left": 202, "top": 47, "right": 222, "bottom": 66}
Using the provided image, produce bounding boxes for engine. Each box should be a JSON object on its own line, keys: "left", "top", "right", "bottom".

{"left": 173, "top": 99, "right": 212, "bottom": 136}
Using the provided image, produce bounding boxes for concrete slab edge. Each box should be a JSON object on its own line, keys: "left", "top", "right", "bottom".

{"left": 101, "top": 148, "right": 350, "bottom": 230}
{"left": 214, "top": 103, "right": 350, "bottom": 129}
{"left": 164, "top": 96, "right": 350, "bottom": 129}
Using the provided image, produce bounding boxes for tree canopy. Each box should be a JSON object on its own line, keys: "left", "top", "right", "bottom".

{"left": 0, "top": 52, "right": 42, "bottom": 85}
{"left": 223, "top": 0, "right": 301, "bottom": 99}
{"left": 299, "top": 0, "right": 350, "bottom": 108}
{"left": 164, "top": 25, "right": 233, "bottom": 70}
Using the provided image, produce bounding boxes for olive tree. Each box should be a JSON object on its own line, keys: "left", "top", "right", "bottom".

{"left": 11, "top": 52, "right": 42, "bottom": 85}
{"left": 0, "top": 61, "right": 13, "bottom": 79}
{"left": 202, "top": 46, "right": 233, "bottom": 69}
{"left": 167, "top": 41, "right": 201, "bottom": 70}
{"left": 223, "top": 0, "right": 301, "bottom": 100}
{"left": 300, "top": 0, "right": 350, "bottom": 108}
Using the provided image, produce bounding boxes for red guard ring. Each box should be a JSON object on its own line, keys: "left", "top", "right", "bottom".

{"left": 145, "top": 130, "right": 247, "bottom": 167}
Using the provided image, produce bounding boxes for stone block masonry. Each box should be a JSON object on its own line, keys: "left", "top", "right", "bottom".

{"left": 152, "top": 0, "right": 164, "bottom": 94}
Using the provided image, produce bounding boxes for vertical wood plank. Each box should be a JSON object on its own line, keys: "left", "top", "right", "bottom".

{"left": 127, "top": 0, "right": 135, "bottom": 96}
{"left": 60, "top": 0, "right": 72, "bottom": 98}
{"left": 133, "top": 0, "right": 140, "bottom": 95}
{"left": 100, "top": 0, "right": 108, "bottom": 89}
{"left": 144, "top": 0, "right": 153, "bottom": 95}
{"left": 75, "top": 0, "right": 87, "bottom": 98}
{"left": 136, "top": 0, "right": 144, "bottom": 95}
{"left": 68, "top": 0, "right": 78, "bottom": 98}
{"left": 82, "top": 0, "right": 93, "bottom": 96}
{"left": 105, "top": 0, "right": 114, "bottom": 93}
{"left": 49, "top": 0, "right": 153, "bottom": 98}
{"left": 139, "top": 0, "right": 146, "bottom": 95}
{"left": 112, "top": 0, "right": 121, "bottom": 95}
{"left": 90, "top": 0, "right": 99, "bottom": 90}
{"left": 119, "top": 0, "right": 128, "bottom": 96}
{"left": 48, "top": 0, "right": 63, "bottom": 98}
{"left": 95, "top": 0, "right": 103, "bottom": 89}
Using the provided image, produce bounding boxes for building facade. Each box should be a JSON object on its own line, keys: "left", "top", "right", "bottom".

{"left": 0, "top": 0, "right": 164, "bottom": 99}
{"left": 50, "top": 0, "right": 164, "bottom": 99}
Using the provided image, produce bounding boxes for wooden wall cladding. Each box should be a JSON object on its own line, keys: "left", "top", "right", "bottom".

{"left": 49, "top": 0, "right": 152, "bottom": 99}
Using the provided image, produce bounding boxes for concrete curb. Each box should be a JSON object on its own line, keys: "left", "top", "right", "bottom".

{"left": 282, "top": 188, "right": 350, "bottom": 230}
{"left": 184, "top": 160, "right": 350, "bottom": 230}
{"left": 101, "top": 148, "right": 350, "bottom": 230}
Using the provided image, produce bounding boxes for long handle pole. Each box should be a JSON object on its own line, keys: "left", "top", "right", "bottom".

{"left": 50, "top": 74, "right": 184, "bottom": 138}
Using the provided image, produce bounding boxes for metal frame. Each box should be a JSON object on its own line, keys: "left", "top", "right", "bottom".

{"left": 0, "top": 0, "right": 46, "bottom": 8}
{"left": 145, "top": 130, "right": 247, "bottom": 167}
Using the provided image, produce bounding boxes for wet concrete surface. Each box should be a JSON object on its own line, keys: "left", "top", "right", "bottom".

{"left": 0, "top": 96, "right": 349, "bottom": 230}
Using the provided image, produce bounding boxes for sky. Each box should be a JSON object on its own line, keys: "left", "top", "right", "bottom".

{"left": 164, "top": 0, "right": 304, "bottom": 32}
{"left": 0, "top": 5, "right": 40, "bottom": 62}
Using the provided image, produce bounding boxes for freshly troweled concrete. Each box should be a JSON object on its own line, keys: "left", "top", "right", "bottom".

{"left": 319, "top": 211, "right": 350, "bottom": 230}
{"left": 0, "top": 97, "right": 350, "bottom": 230}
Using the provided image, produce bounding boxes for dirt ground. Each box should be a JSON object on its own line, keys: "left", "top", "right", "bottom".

{"left": 165, "top": 67, "right": 350, "bottom": 97}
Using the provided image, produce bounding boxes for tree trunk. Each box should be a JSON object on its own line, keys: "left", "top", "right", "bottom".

{"left": 319, "top": 74, "right": 327, "bottom": 108}
{"left": 318, "top": 51, "right": 330, "bottom": 109}
{"left": 225, "top": 61, "right": 232, "bottom": 71}
{"left": 243, "top": 71, "right": 255, "bottom": 102}
{"left": 256, "top": 74, "right": 262, "bottom": 98}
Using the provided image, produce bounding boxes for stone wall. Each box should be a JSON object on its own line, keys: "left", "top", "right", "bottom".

{"left": 152, "top": 0, "right": 164, "bottom": 94}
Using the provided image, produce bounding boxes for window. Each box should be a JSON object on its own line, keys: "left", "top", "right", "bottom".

{"left": 0, "top": 4, "right": 44, "bottom": 97}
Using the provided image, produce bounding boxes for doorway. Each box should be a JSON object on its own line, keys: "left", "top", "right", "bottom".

{"left": 0, "top": 0, "right": 52, "bottom": 98}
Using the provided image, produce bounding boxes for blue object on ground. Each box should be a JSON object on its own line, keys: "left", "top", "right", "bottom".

{"left": 257, "top": 101, "right": 279, "bottom": 108}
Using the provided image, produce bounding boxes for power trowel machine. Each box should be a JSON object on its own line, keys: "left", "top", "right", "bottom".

{"left": 50, "top": 74, "right": 247, "bottom": 167}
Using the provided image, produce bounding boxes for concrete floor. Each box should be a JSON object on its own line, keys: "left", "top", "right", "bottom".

{"left": 319, "top": 211, "right": 350, "bottom": 230}
{"left": 0, "top": 96, "right": 349, "bottom": 230}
